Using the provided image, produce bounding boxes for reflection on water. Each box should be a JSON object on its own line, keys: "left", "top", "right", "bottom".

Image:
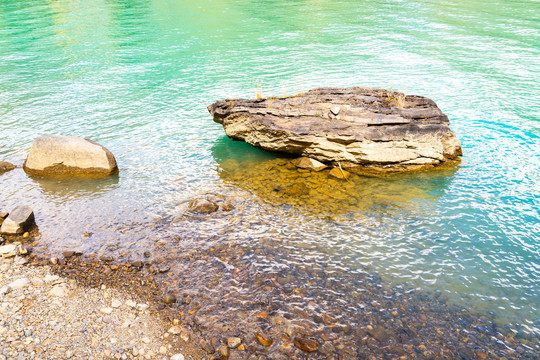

{"left": 29, "top": 174, "right": 119, "bottom": 200}
{"left": 213, "top": 136, "right": 458, "bottom": 215}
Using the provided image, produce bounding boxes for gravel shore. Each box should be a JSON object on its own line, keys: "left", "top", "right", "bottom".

{"left": 0, "top": 248, "right": 195, "bottom": 360}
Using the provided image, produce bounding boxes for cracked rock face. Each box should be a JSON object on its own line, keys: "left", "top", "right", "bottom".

{"left": 208, "top": 87, "right": 462, "bottom": 171}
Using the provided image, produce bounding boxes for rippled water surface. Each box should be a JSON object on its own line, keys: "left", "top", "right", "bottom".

{"left": 1, "top": 0, "right": 539, "bottom": 345}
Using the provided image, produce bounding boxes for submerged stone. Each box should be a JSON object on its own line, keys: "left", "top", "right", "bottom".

{"left": 208, "top": 87, "right": 462, "bottom": 172}
{"left": 328, "top": 167, "right": 350, "bottom": 180}
{"left": 255, "top": 332, "right": 273, "bottom": 347}
{"left": 163, "top": 293, "right": 177, "bottom": 304}
{"left": 188, "top": 198, "right": 219, "bottom": 214}
{"left": 227, "top": 337, "right": 241, "bottom": 348}
{"left": 294, "top": 157, "right": 327, "bottom": 171}
{"left": 293, "top": 337, "right": 319, "bottom": 352}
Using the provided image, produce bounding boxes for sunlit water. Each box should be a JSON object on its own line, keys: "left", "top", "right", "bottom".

{"left": 1, "top": 0, "right": 539, "bottom": 345}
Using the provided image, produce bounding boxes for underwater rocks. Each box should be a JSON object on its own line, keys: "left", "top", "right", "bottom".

{"left": 293, "top": 157, "right": 327, "bottom": 171}
{"left": 187, "top": 195, "right": 236, "bottom": 214}
{"left": 208, "top": 87, "right": 462, "bottom": 171}
{"left": 188, "top": 198, "right": 219, "bottom": 214}
{"left": 23, "top": 135, "right": 118, "bottom": 177}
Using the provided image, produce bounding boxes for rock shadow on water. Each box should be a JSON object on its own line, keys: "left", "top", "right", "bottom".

{"left": 211, "top": 136, "right": 460, "bottom": 216}
{"left": 28, "top": 173, "right": 120, "bottom": 200}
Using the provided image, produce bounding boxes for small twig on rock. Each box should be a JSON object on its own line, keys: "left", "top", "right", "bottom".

{"left": 338, "top": 162, "right": 350, "bottom": 182}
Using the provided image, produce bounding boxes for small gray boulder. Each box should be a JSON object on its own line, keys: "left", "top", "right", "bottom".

{"left": 0, "top": 206, "right": 35, "bottom": 235}
{"left": 23, "top": 135, "right": 118, "bottom": 177}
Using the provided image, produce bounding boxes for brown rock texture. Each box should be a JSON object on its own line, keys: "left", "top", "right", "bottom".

{"left": 0, "top": 161, "right": 16, "bottom": 173}
{"left": 208, "top": 87, "right": 462, "bottom": 171}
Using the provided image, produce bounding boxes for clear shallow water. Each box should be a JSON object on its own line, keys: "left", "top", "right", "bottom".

{"left": 1, "top": 0, "right": 539, "bottom": 342}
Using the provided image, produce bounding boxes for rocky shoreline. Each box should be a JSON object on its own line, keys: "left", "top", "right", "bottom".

{"left": 1, "top": 233, "right": 539, "bottom": 360}
{"left": 0, "top": 242, "right": 203, "bottom": 360}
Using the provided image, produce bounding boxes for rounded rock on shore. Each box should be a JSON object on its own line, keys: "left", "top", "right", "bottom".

{"left": 23, "top": 134, "right": 118, "bottom": 177}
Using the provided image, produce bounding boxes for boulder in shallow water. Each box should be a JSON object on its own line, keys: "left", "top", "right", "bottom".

{"left": 188, "top": 198, "right": 219, "bottom": 214}
{"left": 23, "top": 135, "right": 118, "bottom": 177}
{"left": 0, "top": 161, "right": 16, "bottom": 173}
{"left": 0, "top": 206, "right": 35, "bottom": 235}
{"left": 208, "top": 87, "right": 462, "bottom": 171}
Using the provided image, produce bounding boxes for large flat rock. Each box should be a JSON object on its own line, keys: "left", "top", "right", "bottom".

{"left": 23, "top": 135, "right": 118, "bottom": 177}
{"left": 208, "top": 87, "right": 462, "bottom": 171}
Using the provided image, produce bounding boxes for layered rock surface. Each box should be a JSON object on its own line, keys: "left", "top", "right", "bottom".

{"left": 23, "top": 135, "right": 118, "bottom": 177}
{"left": 208, "top": 87, "right": 462, "bottom": 171}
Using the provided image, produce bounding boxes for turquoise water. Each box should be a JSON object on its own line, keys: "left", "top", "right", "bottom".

{"left": 1, "top": 0, "right": 539, "bottom": 342}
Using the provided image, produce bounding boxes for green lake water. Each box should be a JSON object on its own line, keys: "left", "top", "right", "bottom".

{"left": 1, "top": 0, "right": 539, "bottom": 348}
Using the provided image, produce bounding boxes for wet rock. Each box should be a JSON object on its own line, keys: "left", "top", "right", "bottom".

{"left": 209, "top": 87, "right": 462, "bottom": 171}
{"left": 100, "top": 255, "right": 113, "bottom": 262}
{"left": 23, "top": 134, "right": 118, "bottom": 177}
{"left": 159, "top": 265, "right": 171, "bottom": 273}
{"left": 283, "top": 183, "right": 309, "bottom": 196}
{"left": 0, "top": 161, "right": 15, "bottom": 174}
{"left": 201, "top": 340, "right": 215, "bottom": 354}
{"left": 293, "top": 337, "right": 319, "bottom": 352}
{"left": 188, "top": 198, "right": 219, "bottom": 214}
{"left": 367, "top": 327, "right": 390, "bottom": 343}
{"left": 0, "top": 205, "right": 35, "bottom": 235}
{"left": 293, "top": 157, "right": 327, "bottom": 172}
{"left": 171, "top": 355, "right": 185, "bottom": 360}
{"left": 219, "top": 199, "right": 236, "bottom": 212}
{"left": 475, "top": 350, "right": 488, "bottom": 359}
{"left": 163, "top": 293, "right": 177, "bottom": 304}
{"left": 255, "top": 332, "right": 273, "bottom": 347}
{"left": 328, "top": 167, "right": 350, "bottom": 180}
{"left": 227, "top": 337, "right": 242, "bottom": 348}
